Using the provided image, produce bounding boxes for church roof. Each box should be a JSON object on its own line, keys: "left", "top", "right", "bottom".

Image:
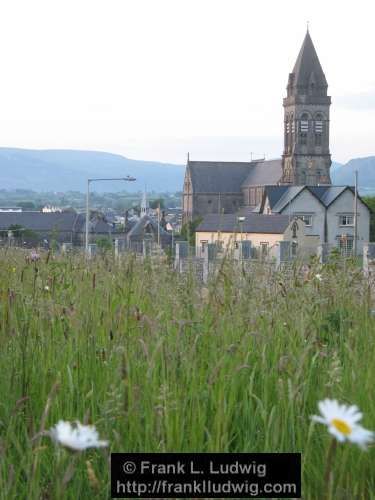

{"left": 188, "top": 161, "right": 252, "bottom": 193}
{"left": 289, "top": 31, "right": 328, "bottom": 93}
{"left": 197, "top": 213, "right": 291, "bottom": 234}
{"left": 188, "top": 159, "right": 282, "bottom": 193}
{"left": 241, "top": 159, "right": 282, "bottom": 187}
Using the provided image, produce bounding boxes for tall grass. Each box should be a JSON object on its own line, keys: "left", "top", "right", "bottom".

{"left": 0, "top": 249, "right": 374, "bottom": 499}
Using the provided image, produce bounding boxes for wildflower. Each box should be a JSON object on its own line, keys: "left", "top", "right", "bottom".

{"left": 30, "top": 252, "right": 40, "bottom": 262}
{"left": 49, "top": 420, "right": 108, "bottom": 451}
{"left": 44, "top": 285, "right": 50, "bottom": 291}
{"left": 315, "top": 274, "right": 323, "bottom": 281}
{"left": 312, "top": 399, "right": 374, "bottom": 449}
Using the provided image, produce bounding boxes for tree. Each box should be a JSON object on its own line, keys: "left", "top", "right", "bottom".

{"left": 180, "top": 217, "right": 203, "bottom": 247}
{"left": 18, "top": 201, "right": 36, "bottom": 210}
{"left": 8, "top": 224, "right": 24, "bottom": 238}
{"left": 96, "top": 237, "right": 112, "bottom": 252}
{"left": 149, "top": 198, "right": 165, "bottom": 210}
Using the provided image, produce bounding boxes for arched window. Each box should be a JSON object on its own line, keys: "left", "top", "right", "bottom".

{"left": 299, "top": 113, "right": 309, "bottom": 145}
{"left": 315, "top": 113, "right": 324, "bottom": 146}
{"left": 290, "top": 114, "right": 295, "bottom": 135}
{"left": 292, "top": 221, "right": 298, "bottom": 239}
{"left": 285, "top": 114, "right": 290, "bottom": 151}
{"left": 285, "top": 114, "right": 290, "bottom": 135}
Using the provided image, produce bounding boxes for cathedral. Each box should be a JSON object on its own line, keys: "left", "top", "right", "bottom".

{"left": 183, "top": 30, "right": 332, "bottom": 222}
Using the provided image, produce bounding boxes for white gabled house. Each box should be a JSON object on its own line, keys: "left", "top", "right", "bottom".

{"left": 259, "top": 185, "right": 370, "bottom": 255}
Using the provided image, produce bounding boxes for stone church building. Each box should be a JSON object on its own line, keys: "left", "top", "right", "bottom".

{"left": 183, "top": 30, "right": 332, "bottom": 222}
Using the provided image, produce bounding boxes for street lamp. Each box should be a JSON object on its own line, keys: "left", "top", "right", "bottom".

{"left": 237, "top": 216, "right": 245, "bottom": 242}
{"left": 85, "top": 176, "right": 136, "bottom": 253}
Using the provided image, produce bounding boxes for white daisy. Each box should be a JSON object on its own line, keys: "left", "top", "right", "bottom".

{"left": 315, "top": 274, "right": 323, "bottom": 281}
{"left": 49, "top": 420, "right": 108, "bottom": 451}
{"left": 312, "top": 399, "right": 374, "bottom": 449}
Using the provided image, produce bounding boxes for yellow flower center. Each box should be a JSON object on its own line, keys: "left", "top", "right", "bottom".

{"left": 331, "top": 418, "right": 352, "bottom": 435}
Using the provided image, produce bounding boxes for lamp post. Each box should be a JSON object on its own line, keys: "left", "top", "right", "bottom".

{"left": 237, "top": 216, "right": 245, "bottom": 242}
{"left": 85, "top": 176, "right": 136, "bottom": 253}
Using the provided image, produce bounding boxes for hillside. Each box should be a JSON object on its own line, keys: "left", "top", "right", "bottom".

{"left": 0, "top": 148, "right": 374, "bottom": 195}
{"left": 0, "top": 148, "right": 185, "bottom": 193}
{"left": 330, "top": 156, "right": 375, "bottom": 194}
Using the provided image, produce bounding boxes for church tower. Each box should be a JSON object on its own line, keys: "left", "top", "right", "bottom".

{"left": 281, "top": 30, "right": 331, "bottom": 185}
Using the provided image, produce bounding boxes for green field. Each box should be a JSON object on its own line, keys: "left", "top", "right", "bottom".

{"left": 0, "top": 250, "right": 374, "bottom": 499}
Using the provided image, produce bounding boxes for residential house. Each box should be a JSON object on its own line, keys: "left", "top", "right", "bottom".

{"left": 0, "top": 212, "right": 115, "bottom": 247}
{"left": 195, "top": 213, "right": 315, "bottom": 259}
{"left": 259, "top": 185, "right": 370, "bottom": 254}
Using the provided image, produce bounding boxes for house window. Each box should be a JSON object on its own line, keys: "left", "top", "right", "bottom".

{"left": 338, "top": 235, "right": 354, "bottom": 257}
{"left": 297, "top": 214, "right": 312, "bottom": 226}
{"left": 249, "top": 188, "right": 256, "bottom": 206}
{"left": 216, "top": 240, "right": 224, "bottom": 253}
{"left": 260, "top": 242, "right": 269, "bottom": 258}
{"left": 207, "top": 200, "right": 212, "bottom": 204}
{"left": 291, "top": 241, "right": 298, "bottom": 257}
{"left": 339, "top": 214, "right": 354, "bottom": 226}
{"left": 201, "top": 240, "right": 208, "bottom": 251}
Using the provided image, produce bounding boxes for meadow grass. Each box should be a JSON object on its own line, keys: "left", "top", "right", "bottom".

{"left": 0, "top": 249, "right": 374, "bottom": 499}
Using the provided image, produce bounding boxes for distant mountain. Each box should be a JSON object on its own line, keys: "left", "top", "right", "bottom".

{"left": 0, "top": 148, "right": 185, "bottom": 193}
{"left": 0, "top": 148, "right": 374, "bottom": 195}
{"left": 330, "top": 156, "right": 375, "bottom": 195}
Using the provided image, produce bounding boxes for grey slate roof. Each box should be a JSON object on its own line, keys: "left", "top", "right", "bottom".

{"left": 127, "top": 215, "right": 170, "bottom": 240}
{"left": 197, "top": 213, "right": 291, "bottom": 234}
{"left": 271, "top": 186, "right": 306, "bottom": 212}
{"left": 188, "top": 161, "right": 252, "bottom": 193}
{"left": 0, "top": 212, "right": 84, "bottom": 232}
{"left": 308, "top": 186, "right": 349, "bottom": 206}
{"left": 241, "top": 159, "right": 282, "bottom": 187}
{"left": 290, "top": 31, "right": 328, "bottom": 92}
{"left": 263, "top": 185, "right": 290, "bottom": 209}
{"left": 0, "top": 212, "right": 114, "bottom": 234}
{"left": 265, "top": 185, "right": 363, "bottom": 213}
{"left": 188, "top": 159, "right": 282, "bottom": 193}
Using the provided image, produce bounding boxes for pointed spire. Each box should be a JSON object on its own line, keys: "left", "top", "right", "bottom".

{"left": 288, "top": 31, "right": 327, "bottom": 96}
{"left": 141, "top": 186, "right": 149, "bottom": 217}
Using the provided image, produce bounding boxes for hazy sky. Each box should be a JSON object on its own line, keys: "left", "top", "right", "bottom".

{"left": 0, "top": 0, "right": 374, "bottom": 164}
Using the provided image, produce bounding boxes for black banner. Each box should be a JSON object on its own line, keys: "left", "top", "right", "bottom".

{"left": 111, "top": 452, "right": 301, "bottom": 498}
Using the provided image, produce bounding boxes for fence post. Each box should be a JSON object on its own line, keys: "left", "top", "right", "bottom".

{"left": 62, "top": 242, "right": 73, "bottom": 254}
{"left": 174, "top": 241, "right": 189, "bottom": 271}
{"left": 88, "top": 244, "right": 97, "bottom": 258}
{"left": 279, "top": 241, "right": 291, "bottom": 265}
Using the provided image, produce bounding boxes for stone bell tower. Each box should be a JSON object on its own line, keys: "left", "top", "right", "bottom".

{"left": 281, "top": 30, "right": 332, "bottom": 185}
